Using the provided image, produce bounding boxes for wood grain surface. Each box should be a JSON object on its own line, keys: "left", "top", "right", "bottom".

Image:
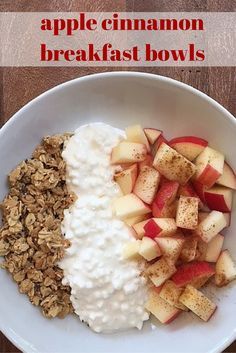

{"left": 0, "top": 0, "right": 236, "bottom": 352}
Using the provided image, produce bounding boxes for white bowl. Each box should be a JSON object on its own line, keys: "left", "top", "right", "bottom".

{"left": 0, "top": 72, "right": 235, "bottom": 353}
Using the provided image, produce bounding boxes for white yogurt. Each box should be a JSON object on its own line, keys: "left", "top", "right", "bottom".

{"left": 59, "top": 123, "right": 149, "bottom": 333}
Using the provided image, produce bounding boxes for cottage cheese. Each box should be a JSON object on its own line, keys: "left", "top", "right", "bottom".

{"left": 59, "top": 123, "right": 149, "bottom": 333}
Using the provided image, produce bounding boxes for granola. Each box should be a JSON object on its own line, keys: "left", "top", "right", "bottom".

{"left": 0, "top": 134, "right": 76, "bottom": 318}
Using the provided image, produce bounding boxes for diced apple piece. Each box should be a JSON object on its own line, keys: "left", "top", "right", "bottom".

{"left": 151, "top": 181, "right": 179, "bottom": 217}
{"left": 215, "top": 250, "right": 236, "bottom": 287}
{"left": 204, "top": 186, "right": 233, "bottom": 212}
{"left": 155, "top": 236, "right": 185, "bottom": 263}
{"left": 171, "top": 261, "right": 215, "bottom": 288}
{"left": 132, "top": 219, "right": 150, "bottom": 239}
{"left": 113, "top": 193, "right": 151, "bottom": 220}
{"left": 145, "top": 257, "right": 176, "bottom": 287}
{"left": 133, "top": 166, "right": 160, "bottom": 204}
{"left": 125, "top": 124, "right": 150, "bottom": 151}
{"left": 145, "top": 288, "right": 181, "bottom": 324}
{"left": 176, "top": 196, "right": 199, "bottom": 230}
{"left": 151, "top": 135, "right": 168, "bottom": 157}
{"left": 196, "top": 211, "right": 227, "bottom": 243}
{"left": 111, "top": 142, "right": 147, "bottom": 164}
{"left": 180, "top": 237, "right": 198, "bottom": 262}
{"left": 139, "top": 237, "right": 162, "bottom": 261}
{"left": 205, "top": 234, "right": 224, "bottom": 262}
{"left": 179, "top": 285, "right": 217, "bottom": 321}
{"left": 153, "top": 143, "right": 196, "bottom": 185}
{"left": 144, "top": 128, "right": 162, "bottom": 145}
{"left": 217, "top": 162, "right": 236, "bottom": 190}
{"left": 124, "top": 214, "right": 150, "bottom": 227}
{"left": 178, "top": 182, "right": 203, "bottom": 209}
{"left": 123, "top": 240, "right": 141, "bottom": 260}
{"left": 159, "top": 280, "right": 188, "bottom": 311}
{"left": 139, "top": 154, "right": 154, "bottom": 170}
{"left": 114, "top": 164, "right": 138, "bottom": 195}
{"left": 144, "top": 218, "right": 177, "bottom": 239}
{"left": 194, "top": 147, "right": 224, "bottom": 188}
{"left": 169, "top": 136, "right": 208, "bottom": 161}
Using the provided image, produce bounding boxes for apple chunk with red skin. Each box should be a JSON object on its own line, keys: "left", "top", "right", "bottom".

{"left": 114, "top": 164, "right": 138, "bottom": 195}
{"left": 111, "top": 142, "right": 147, "bottom": 164}
{"left": 171, "top": 261, "right": 215, "bottom": 288}
{"left": 113, "top": 193, "right": 151, "bottom": 220}
{"left": 217, "top": 162, "right": 236, "bottom": 190}
{"left": 192, "top": 180, "right": 207, "bottom": 204}
{"left": 144, "top": 218, "right": 177, "bottom": 238}
{"left": 215, "top": 249, "right": 236, "bottom": 287}
{"left": 169, "top": 136, "right": 208, "bottom": 161}
{"left": 179, "top": 285, "right": 217, "bottom": 321}
{"left": 144, "top": 128, "right": 162, "bottom": 145}
{"left": 204, "top": 185, "right": 233, "bottom": 212}
{"left": 194, "top": 146, "right": 224, "bottom": 188}
{"left": 125, "top": 124, "right": 150, "bottom": 151}
{"left": 196, "top": 210, "right": 227, "bottom": 243}
{"left": 133, "top": 166, "right": 160, "bottom": 204}
{"left": 153, "top": 143, "right": 196, "bottom": 185}
{"left": 145, "top": 288, "right": 181, "bottom": 324}
{"left": 152, "top": 181, "right": 179, "bottom": 217}
{"left": 176, "top": 196, "right": 199, "bottom": 230}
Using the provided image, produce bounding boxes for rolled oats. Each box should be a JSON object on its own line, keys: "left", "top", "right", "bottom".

{"left": 0, "top": 135, "right": 76, "bottom": 318}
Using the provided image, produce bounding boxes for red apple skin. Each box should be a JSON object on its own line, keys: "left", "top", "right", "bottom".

{"left": 204, "top": 192, "right": 231, "bottom": 212}
{"left": 144, "top": 219, "right": 161, "bottom": 239}
{"left": 197, "top": 164, "right": 221, "bottom": 188}
{"left": 169, "top": 136, "right": 208, "bottom": 147}
{"left": 152, "top": 181, "right": 179, "bottom": 217}
{"left": 171, "top": 261, "right": 215, "bottom": 288}
{"left": 192, "top": 181, "right": 206, "bottom": 204}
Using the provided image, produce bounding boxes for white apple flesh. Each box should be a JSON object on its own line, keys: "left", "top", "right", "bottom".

{"left": 111, "top": 141, "right": 147, "bottom": 164}
{"left": 196, "top": 211, "right": 227, "bottom": 243}
{"left": 113, "top": 193, "right": 151, "bottom": 220}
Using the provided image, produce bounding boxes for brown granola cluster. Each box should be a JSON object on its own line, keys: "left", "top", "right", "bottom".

{"left": 0, "top": 135, "right": 76, "bottom": 318}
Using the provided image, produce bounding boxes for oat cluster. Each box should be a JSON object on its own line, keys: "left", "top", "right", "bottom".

{"left": 0, "top": 135, "right": 76, "bottom": 318}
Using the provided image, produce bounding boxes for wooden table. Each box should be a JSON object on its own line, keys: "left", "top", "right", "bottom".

{"left": 0, "top": 1, "right": 235, "bottom": 352}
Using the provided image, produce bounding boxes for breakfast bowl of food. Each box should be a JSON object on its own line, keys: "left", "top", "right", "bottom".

{"left": 0, "top": 72, "right": 235, "bottom": 353}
